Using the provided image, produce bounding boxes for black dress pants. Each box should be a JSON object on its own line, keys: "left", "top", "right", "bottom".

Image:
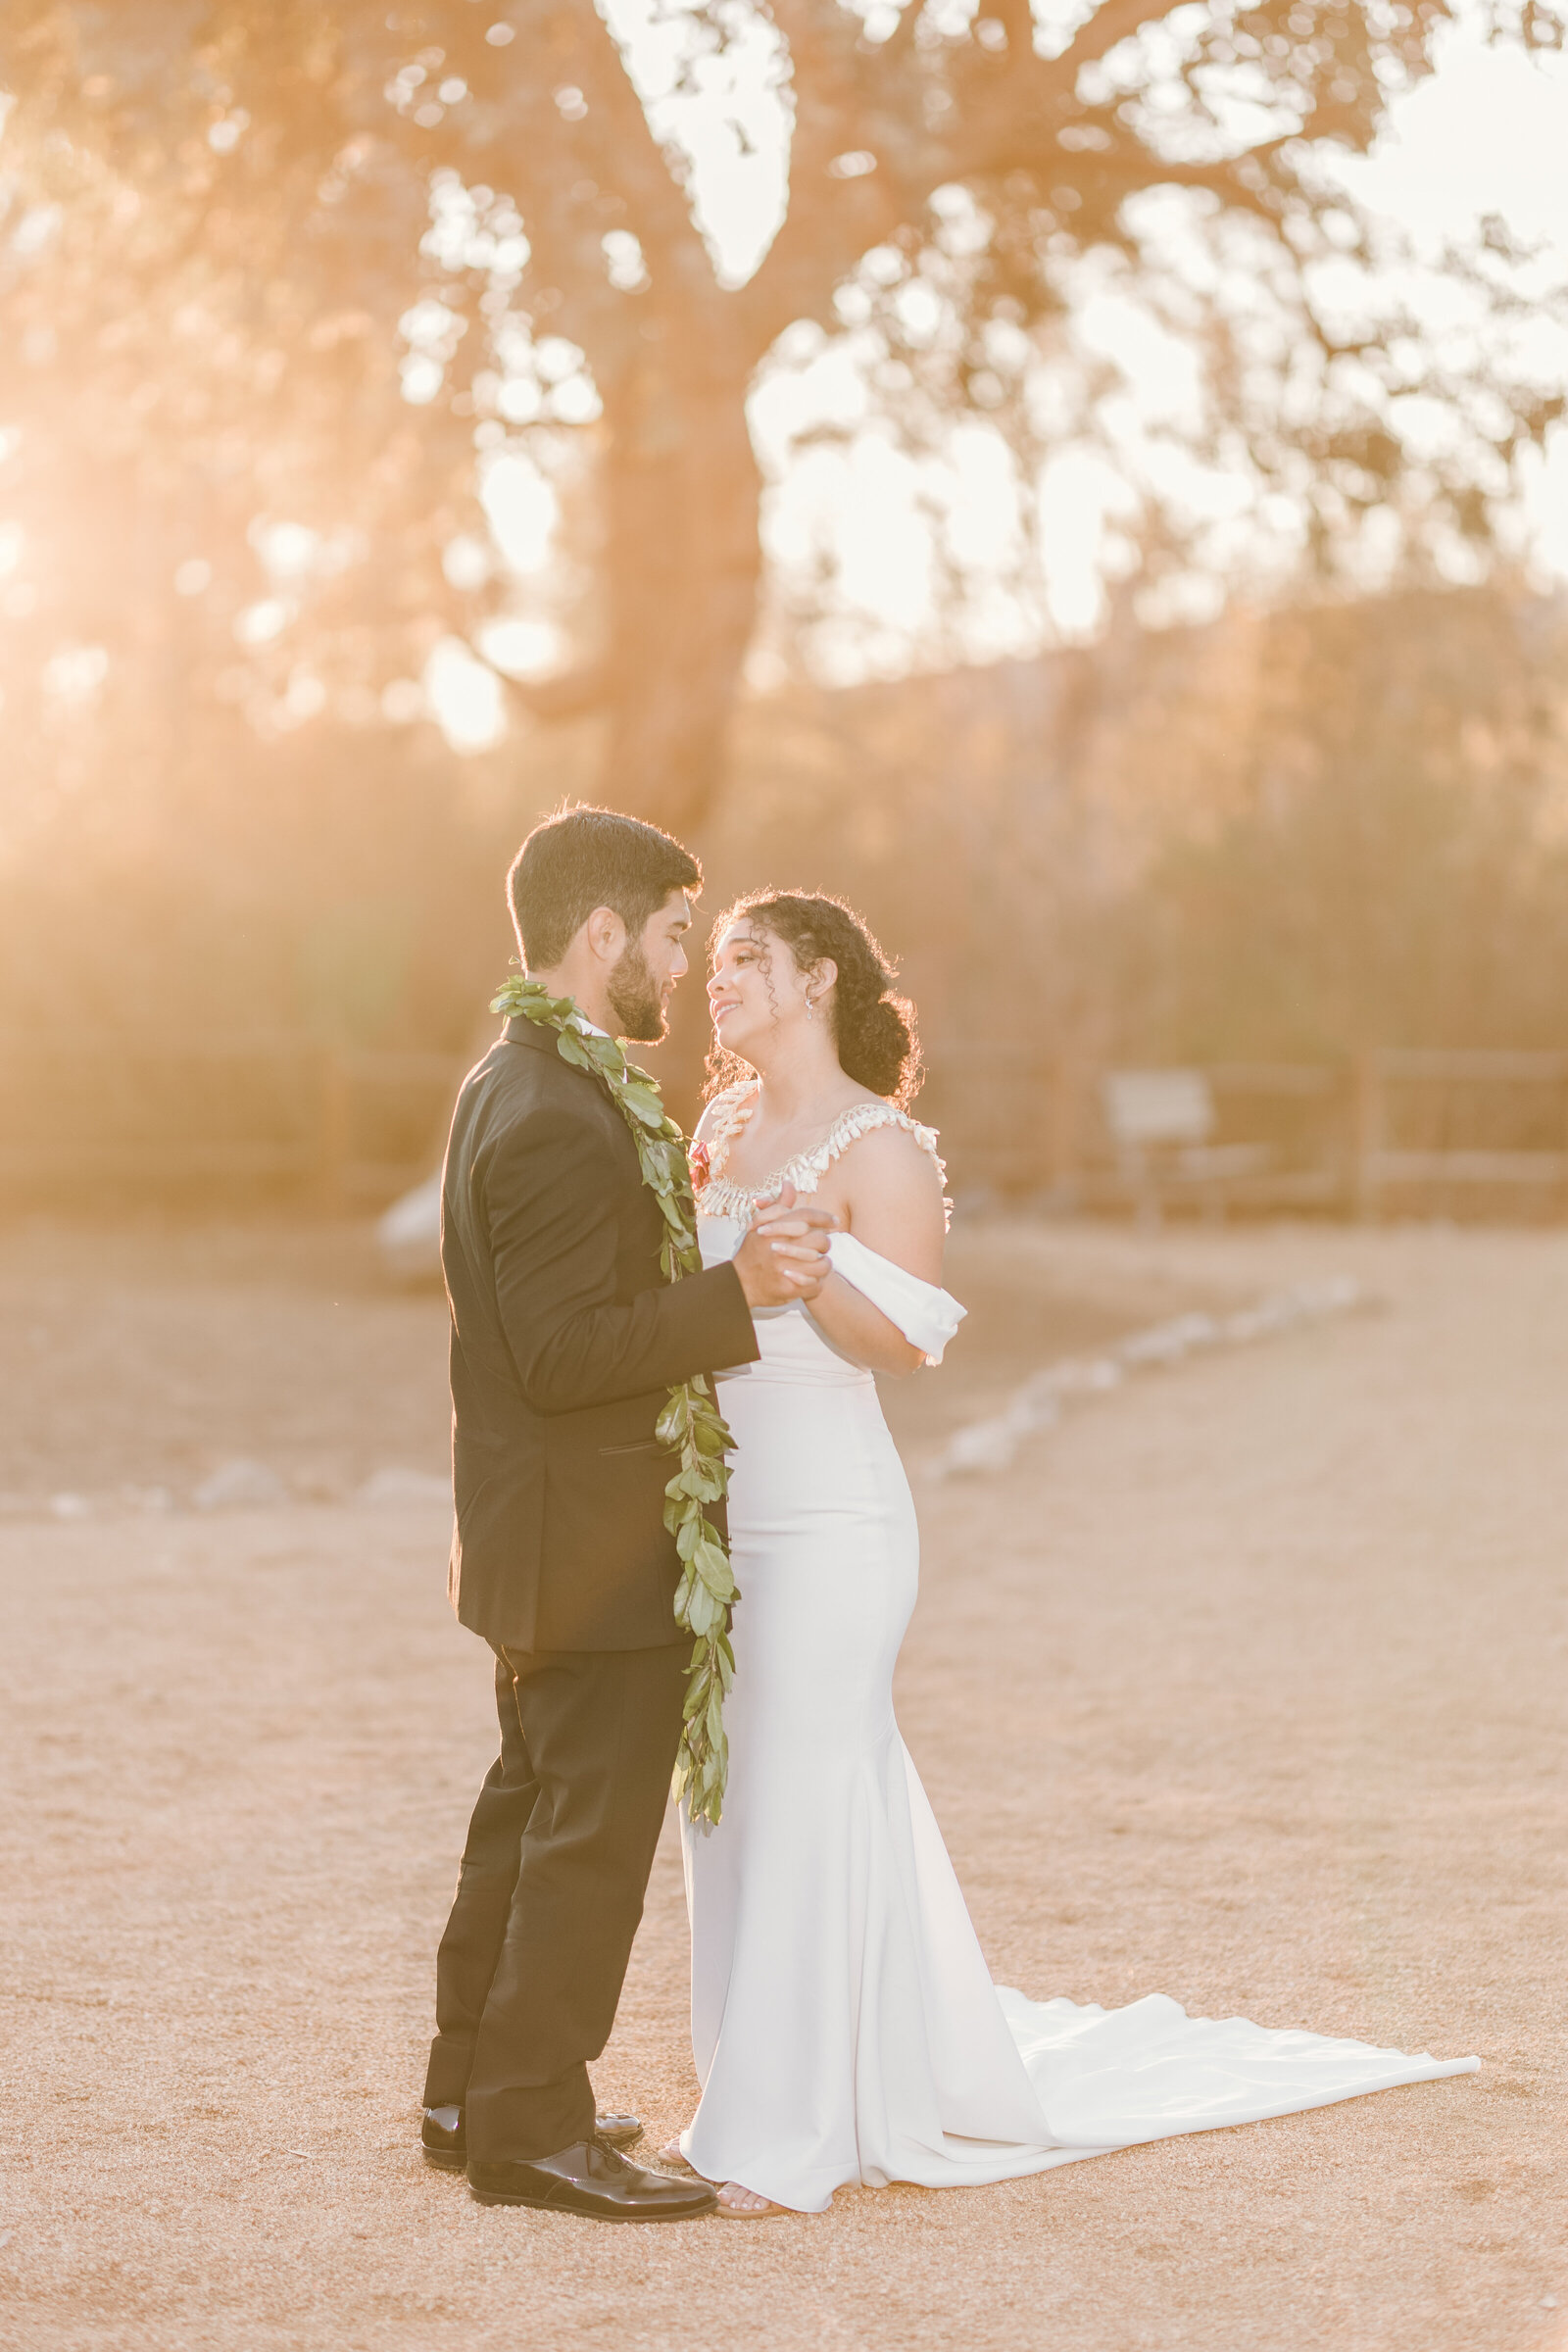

{"left": 423, "top": 1639, "right": 688, "bottom": 2162}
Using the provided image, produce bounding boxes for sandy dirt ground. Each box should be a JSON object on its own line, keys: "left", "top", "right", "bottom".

{"left": 0, "top": 1214, "right": 1563, "bottom": 2352}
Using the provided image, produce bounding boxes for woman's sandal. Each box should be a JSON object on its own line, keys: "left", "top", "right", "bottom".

{"left": 661, "top": 2138, "right": 783, "bottom": 2218}
{"left": 714, "top": 2180, "right": 783, "bottom": 2219}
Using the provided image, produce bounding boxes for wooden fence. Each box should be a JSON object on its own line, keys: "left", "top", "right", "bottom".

{"left": 926, "top": 1046, "right": 1568, "bottom": 1218}
{"left": 0, "top": 1037, "right": 469, "bottom": 1210}
{"left": 1348, "top": 1049, "right": 1568, "bottom": 1217}
{"left": 2, "top": 1035, "right": 1567, "bottom": 1218}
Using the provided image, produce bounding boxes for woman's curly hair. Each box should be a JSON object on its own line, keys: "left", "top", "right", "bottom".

{"left": 705, "top": 891, "right": 923, "bottom": 1109}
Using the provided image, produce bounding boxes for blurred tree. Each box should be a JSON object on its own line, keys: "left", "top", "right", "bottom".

{"left": 1, "top": 0, "right": 1565, "bottom": 836}
{"left": 0, "top": 6, "right": 475, "bottom": 855}
{"left": 1126, "top": 586, "right": 1568, "bottom": 1059}
{"left": 691, "top": 581, "right": 1568, "bottom": 1073}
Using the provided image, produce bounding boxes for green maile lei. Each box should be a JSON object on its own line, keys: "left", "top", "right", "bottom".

{"left": 492, "top": 974, "right": 738, "bottom": 1828}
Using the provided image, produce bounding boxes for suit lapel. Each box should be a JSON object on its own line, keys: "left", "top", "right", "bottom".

{"left": 503, "top": 1014, "right": 651, "bottom": 1206}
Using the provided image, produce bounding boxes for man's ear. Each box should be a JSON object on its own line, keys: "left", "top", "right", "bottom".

{"left": 585, "top": 905, "right": 627, "bottom": 965}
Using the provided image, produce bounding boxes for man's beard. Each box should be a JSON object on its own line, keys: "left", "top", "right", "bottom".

{"left": 607, "top": 941, "right": 667, "bottom": 1043}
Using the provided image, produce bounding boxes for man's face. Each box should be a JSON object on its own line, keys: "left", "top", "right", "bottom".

{"left": 607, "top": 890, "right": 692, "bottom": 1043}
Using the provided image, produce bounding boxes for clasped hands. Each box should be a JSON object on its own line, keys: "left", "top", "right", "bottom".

{"left": 731, "top": 1182, "right": 839, "bottom": 1310}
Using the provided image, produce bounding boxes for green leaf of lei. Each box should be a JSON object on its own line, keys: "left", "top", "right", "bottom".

{"left": 492, "top": 973, "right": 739, "bottom": 1827}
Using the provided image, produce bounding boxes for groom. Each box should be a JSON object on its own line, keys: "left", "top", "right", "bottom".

{"left": 420, "top": 806, "right": 834, "bottom": 2220}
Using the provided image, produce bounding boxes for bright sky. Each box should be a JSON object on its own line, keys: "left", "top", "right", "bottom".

{"left": 430, "top": 10, "right": 1568, "bottom": 750}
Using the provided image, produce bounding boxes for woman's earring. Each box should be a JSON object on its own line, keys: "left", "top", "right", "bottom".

{"left": 806, "top": 996, "right": 815, "bottom": 1020}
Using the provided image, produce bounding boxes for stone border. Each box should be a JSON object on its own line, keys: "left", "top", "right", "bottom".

{"left": 928, "top": 1275, "right": 1369, "bottom": 1480}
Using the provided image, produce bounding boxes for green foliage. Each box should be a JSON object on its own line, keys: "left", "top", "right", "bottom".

{"left": 491, "top": 973, "right": 739, "bottom": 1827}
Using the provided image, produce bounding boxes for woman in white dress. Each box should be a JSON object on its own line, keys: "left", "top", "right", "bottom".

{"left": 666, "top": 890, "right": 1478, "bottom": 2219}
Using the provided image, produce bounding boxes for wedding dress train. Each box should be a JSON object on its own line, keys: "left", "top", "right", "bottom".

{"left": 678, "top": 1106, "right": 1478, "bottom": 2215}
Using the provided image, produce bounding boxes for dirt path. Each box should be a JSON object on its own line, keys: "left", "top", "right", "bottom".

{"left": 0, "top": 1220, "right": 1564, "bottom": 2351}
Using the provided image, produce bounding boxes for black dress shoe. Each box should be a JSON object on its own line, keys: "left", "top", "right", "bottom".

{"left": 466, "top": 2137, "right": 716, "bottom": 2221}
{"left": 421, "top": 2107, "right": 643, "bottom": 2170}
{"left": 588, "top": 2112, "right": 642, "bottom": 2152}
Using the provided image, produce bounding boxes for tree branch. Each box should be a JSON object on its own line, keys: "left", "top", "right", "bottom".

{"left": 989, "top": 0, "right": 1040, "bottom": 59}
{"left": 881, "top": 0, "right": 927, "bottom": 62}
{"left": 742, "top": 0, "right": 1274, "bottom": 356}
{"left": 1043, "top": 0, "right": 1171, "bottom": 77}
{"left": 457, "top": 0, "right": 731, "bottom": 388}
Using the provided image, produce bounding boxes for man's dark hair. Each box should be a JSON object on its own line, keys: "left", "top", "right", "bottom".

{"left": 508, "top": 806, "right": 702, "bottom": 968}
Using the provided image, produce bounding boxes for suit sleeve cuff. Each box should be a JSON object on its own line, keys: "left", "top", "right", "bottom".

{"left": 690, "top": 1257, "right": 760, "bottom": 1370}
{"left": 625, "top": 1260, "right": 760, "bottom": 1395}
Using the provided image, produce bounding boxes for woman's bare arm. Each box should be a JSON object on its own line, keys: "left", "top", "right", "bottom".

{"left": 801, "top": 1124, "right": 948, "bottom": 1376}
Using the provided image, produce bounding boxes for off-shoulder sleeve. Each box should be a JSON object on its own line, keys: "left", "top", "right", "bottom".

{"left": 825, "top": 1231, "right": 967, "bottom": 1365}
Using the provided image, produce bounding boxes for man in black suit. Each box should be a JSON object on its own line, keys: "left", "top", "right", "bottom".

{"left": 419, "top": 808, "right": 833, "bottom": 2220}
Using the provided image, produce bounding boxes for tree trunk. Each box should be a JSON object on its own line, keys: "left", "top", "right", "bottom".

{"left": 592, "top": 340, "right": 762, "bottom": 834}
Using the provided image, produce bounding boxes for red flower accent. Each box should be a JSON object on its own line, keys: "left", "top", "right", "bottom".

{"left": 689, "top": 1139, "right": 711, "bottom": 1195}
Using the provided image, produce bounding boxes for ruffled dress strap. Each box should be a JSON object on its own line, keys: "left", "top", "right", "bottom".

{"left": 701, "top": 1082, "right": 759, "bottom": 1167}
{"left": 698, "top": 1094, "right": 953, "bottom": 1229}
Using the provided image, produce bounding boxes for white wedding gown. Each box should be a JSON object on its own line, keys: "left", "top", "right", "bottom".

{"left": 679, "top": 1105, "right": 1479, "bottom": 2215}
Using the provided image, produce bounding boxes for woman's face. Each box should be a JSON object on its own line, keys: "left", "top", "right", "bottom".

{"left": 708, "top": 920, "right": 811, "bottom": 1064}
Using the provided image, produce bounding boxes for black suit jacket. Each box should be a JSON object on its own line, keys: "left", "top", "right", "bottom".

{"left": 441, "top": 1016, "right": 760, "bottom": 1652}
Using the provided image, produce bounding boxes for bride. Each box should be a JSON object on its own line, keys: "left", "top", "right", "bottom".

{"left": 662, "top": 888, "right": 1478, "bottom": 2219}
